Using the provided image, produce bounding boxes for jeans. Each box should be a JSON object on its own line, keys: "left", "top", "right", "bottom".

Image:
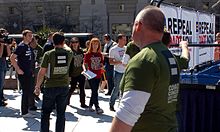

{"left": 17, "top": 74, "right": 35, "bottom": 115}
{"left": 0, "top": 58, "right": 7, "bottom": 101}
{"left": 67, "top": 74, "right": 86, "bottom": 105}
{"left": 0, "top": 70, "right": 6, "bottom": 101}
{"left": 41, "top": 86, "right": 69, "bottom": 132}
{"left": 109, "top": 71, "right": 124, "bottom": 107}
{"left": 88, "top": 78, "right": 101, "bottom": 109}
{"left": 105, "top": 64, "right": 114, "bottom": 94}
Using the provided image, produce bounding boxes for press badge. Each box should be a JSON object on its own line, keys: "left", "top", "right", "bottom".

{"left": 53, "top": 53, "right": 68, "bottom": 74}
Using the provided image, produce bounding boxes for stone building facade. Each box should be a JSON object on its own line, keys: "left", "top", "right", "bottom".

{"left": 0, "top": 0, "right": 219, "bottom": 36}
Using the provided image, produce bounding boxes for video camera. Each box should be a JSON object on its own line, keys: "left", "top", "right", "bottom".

{"left": 0, "top": 28, "right": 13, "bottom": 44}
{"left": 0, "top": 33, "right": 13, "bottom": 44}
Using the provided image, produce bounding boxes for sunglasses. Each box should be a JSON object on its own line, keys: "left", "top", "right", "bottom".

{"left": 71, "top": 41, "right": 79, "bottom": 43}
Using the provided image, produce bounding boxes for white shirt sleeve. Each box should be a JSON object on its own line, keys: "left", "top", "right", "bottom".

{"left": 122, "top": 54, "right": 130, "bottom": 65}
{"left": 115, "top": 90, "right": 151, "bottom": 126}
{"left": 109, "top": 48, "right": 115, "bottom": 59}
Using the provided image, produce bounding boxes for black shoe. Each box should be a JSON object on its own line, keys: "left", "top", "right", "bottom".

{"left": 0, "top": 101, "right": 7, "bottom": 107}
{"left": 110, "top": 106, "right": 115, "bottom": 112}
{"left": 81, "top": 104, "right": 89, "bottom": 108}
{"left": 2, "top": 97, "right": 7, "bottom": 101}
{"left": 29, "top": 106, "right": 38, "bottom": 111}
{"left": 105, "top": 93, "right": 111, "bottom": 96}
{"left": 96, "top": 108, "right": 104, "bottom": 114}
{"left": 35, "top": 96, "right": 40, "bottom": 101}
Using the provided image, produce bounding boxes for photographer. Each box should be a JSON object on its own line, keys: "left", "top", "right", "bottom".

{"left": 0, "top": 28, "right": 11, "bottom": 107}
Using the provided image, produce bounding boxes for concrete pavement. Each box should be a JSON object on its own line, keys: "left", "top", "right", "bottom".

{"left": 0, "top": 89, "right": 117, "bottom": 132}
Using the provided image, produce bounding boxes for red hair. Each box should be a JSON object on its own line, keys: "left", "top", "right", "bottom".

{"left": 87, "top": 37, "right": 102, "bottom": 53}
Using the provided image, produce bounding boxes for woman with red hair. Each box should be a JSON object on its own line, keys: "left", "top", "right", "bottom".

{"left": 83, "top": 37, "right": 104, "bottom": 114}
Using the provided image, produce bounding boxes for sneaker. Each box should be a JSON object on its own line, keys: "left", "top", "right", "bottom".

{"left": 80, "top": 104, "right": 89, "bottom": 108}
{"left": 96, "top": 108, "right": 104, "bottom": 114}
{"left": 88, "top": 107, "right": 95, "bottom": 112}
{"left": 22, "top": 113, "right": 37, "bottom": 118}
{"left": 109, "top": 106, "right": 115, "bottom": 112}
{"left": 35, "top": 96, "right": 40, "bottom": 101}
{"left": 0, "top": 101, "right": 7, "bottom": 107}
{"left": 105, "top": 92, "right": 111, "bottom": 96}
{"left": 2, "top": 97, "right": 7, "bottom": 101}
{"left": 29, "top": 106, "right": 38, "bottom": 111}
{"left": 99, "top": 89, "right": 105, "bottom": 93}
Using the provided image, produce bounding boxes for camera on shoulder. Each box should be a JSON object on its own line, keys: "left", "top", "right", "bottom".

{"left": 0, "top": 28, "right": 13, "bottom": 44}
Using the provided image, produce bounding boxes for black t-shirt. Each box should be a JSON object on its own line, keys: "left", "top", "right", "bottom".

{"left": 69, "top": 48, "right": 84, "bottom": 77}
{"left": 14, "top": 42, "right": 35, "bottom": 75}
{"left": 103, "top": 42, "right": 113, "bottom": 65}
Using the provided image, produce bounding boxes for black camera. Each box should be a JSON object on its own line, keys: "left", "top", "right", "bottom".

{"left": 0, "top": 33, "right": 13, "bottom": 44}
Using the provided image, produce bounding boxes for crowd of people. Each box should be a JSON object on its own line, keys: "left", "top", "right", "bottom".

{"left": 0, "top": 28, "right": 130, "bottom": 131}
{"left": 1, "top": 5, "right": 220, "bottom": 132}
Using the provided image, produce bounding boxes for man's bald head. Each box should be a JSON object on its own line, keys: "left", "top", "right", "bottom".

{"left": 132, "top": 6, "right": 165, "bottom": 48}
{"left": 135, "top": 6, "right": 165, "bottom": 33}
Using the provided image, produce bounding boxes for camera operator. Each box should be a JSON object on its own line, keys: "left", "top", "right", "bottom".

{"left": 0, "top": 28, "right": 11, "bottom": 107}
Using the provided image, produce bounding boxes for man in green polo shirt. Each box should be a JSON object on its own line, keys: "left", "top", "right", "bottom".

{"left": 110, "top": 6, "right": 187, "bottom": 132}
{"left": 34, "top": 32, "right": 73, "bottom": 132}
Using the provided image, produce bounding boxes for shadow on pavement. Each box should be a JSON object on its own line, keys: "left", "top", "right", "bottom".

{"left": 0, "top": 106, "right": 20, "bottom": 117}
{"left": 98, "top": 96, "right": 111, "bottom": 102}
{"left": 65, "top": 112, "right": 79, "bottom": 122}
{"left": 85, "top": 95, "right": 110, "bottom": 103}
{"left": 22, "top": 118, "right": 40, "bottom": 131}
{"left": 69, "top": 105, "right": 113, "bottom": 123}
{"left": 4, "top": 91, "right": 20, "bottom": 101}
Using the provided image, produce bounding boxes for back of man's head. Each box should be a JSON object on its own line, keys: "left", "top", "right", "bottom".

{"left": 48, "top": 32, "right": 54, "bottom": 38}
{"left": 137, "top": 6, "right": 165, "bottom": 33}
{"left": 52, "top": 32, "right": 65, "bottom": 45}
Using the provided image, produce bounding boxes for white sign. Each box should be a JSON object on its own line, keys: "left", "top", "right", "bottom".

{"left": 160, "top": 4, "right": 216, "bottom": 68}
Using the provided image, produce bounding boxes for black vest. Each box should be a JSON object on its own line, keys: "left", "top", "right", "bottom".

{"left": 104, "top": 42, "right": 113, "bottom": 65}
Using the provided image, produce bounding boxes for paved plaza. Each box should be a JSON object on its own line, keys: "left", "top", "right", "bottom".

{"left": 0, "top": 89, "right": 117, "bottom": 132}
